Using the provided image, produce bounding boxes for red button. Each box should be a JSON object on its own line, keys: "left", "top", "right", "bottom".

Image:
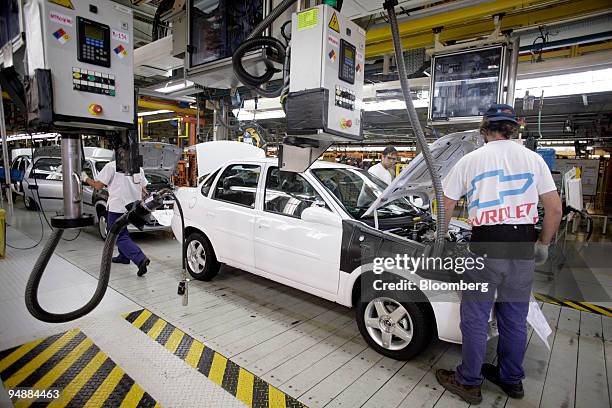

{"left": 88, "top": 104, "right": 103, "bottom": 115}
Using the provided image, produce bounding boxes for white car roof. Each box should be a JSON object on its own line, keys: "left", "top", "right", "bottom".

{"left": 225, "top": 157, "right": 355, "bottom": 171}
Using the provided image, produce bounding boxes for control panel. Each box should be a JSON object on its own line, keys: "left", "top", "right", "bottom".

{"left": 288, "top": 4, "right": 365, "bottom": 142}
{"left": 23, "top": 0, "right": 134, "bottom": 128}
{"left": 77, "top": 17, "right": 111, "bottom": 67}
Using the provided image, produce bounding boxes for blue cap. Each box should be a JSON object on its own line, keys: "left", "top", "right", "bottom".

{"left": 484, "top": 104, "right": 518, "bottom": 124}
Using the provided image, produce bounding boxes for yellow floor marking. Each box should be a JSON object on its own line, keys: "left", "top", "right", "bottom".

{"left": 564, "top": 301, "right": 590, "bottom": 312}
{"left": 82, "top": 365, "right": 124, "bottom": 408}
{"left": 268, "top": 384, "right": 287, "bottom": 408}
{"left": 0, "top": 339, "right": 45, "bottom": 373}
{"left": 184, "top": 341, "right": 204, "bottom": 369}
{"left": 164, "top": 328, "right": 185, "bottom": 354}
{"left": 17, "top": 338, "right": 95, "bottom": 408}
{"left": 119, "top": 383, "right": 145, "bottom": 408}
{"left": 146, "top": 319, "right": 167, "bottom": 341}
{"left": 5, "top": 329, "right": 80, "bottom": 388}
{"left": 236, "top": 369, "right": 254, "bottom": 407}
{"left": 47, "top": 352, "right": 107, "bottom": 408}
{"left": 208, "top": 353, "right": 228, "bottom": 386}
{"left": 132, "top": 309, "right": 153, "bottom": 329}
{"left": 581, "top": 302, "right": 612, "bottom": 317}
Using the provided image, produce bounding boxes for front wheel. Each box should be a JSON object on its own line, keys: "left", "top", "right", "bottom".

{"left": 24, "top": 195, "right": 38, "bottom": 211}
{"left": 184, "top": 232, "right": 220, "bottom": 281}
{"left": 356, "top": 291, "right": 434, "bottom": 361}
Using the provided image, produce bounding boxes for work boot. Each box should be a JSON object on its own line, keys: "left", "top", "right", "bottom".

{"left": 112, "top": 256, "right": 130, "bottom": 264}
{"left": 482, "top": 363, "right": 524, "bottom": 399}
{"left": 436, "top": 369, "right": 482, "bottom": 405}
{"left": 137, "top": 257, "right": 150, "bottom": 277}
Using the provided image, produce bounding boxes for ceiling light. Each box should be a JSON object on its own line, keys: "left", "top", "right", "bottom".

{"left": 154, "top": 80, "right": 193, "bottom": 93}
{"left": 137, "top": 109, "right": 173, "bottom": 117}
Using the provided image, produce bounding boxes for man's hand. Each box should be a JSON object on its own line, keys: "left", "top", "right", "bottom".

{"left": 443, "top": 196, "right": 458, "bottom": 233}
{"left": 534, "top": 241, "right": 549, "bottom": 265}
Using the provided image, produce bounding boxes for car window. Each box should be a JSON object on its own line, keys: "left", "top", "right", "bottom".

{"left": 264, "top": 167, "right": 329, "bottom": 218}
{"left": 201, "top": 168, "right": 220, "bottom": 197}
{"left": 95, "top": 161, "right": 109, "bottom": 172}
{"left": 30, "top": 158, "right": 62, "bottom": 180}
{"left": 83, "top": 161, "right": 94, "bottom": 179}
{"left": 145, "top": 173, "right": 168, "bottom": 184}
{"left": 213, "top": 164, "right": 260, "bottom": 208}
{"left": 19, "top": 159, "right": 28, "bottom": 173}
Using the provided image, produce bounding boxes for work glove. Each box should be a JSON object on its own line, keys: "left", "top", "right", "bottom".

{"left": 534, "top": 241, "right": 549, "bottom": 265}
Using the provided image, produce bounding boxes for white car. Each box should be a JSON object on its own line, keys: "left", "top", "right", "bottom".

{"left": 172, "top": 153, "right": 469, "bottom": 360}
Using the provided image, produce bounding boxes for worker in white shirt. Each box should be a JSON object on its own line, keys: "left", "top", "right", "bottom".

{"left": 435, "top": 104, "right": 562, "bottom": 404}
{"left": 368, "top": 146, "right": 398, "bottom": 184}
{"left": 83, "top": 161, "right": 150, "bottom": 277}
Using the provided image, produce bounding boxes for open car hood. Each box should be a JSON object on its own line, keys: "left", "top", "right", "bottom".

{"left": 140, "top": 142, "right": 182, "bottom": 179}
{"left": 363, "top": 130, "right": 483, "bottom": 217}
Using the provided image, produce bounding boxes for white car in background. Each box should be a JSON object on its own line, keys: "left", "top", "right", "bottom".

{"left": 171, "top": 139, "right": 477, "bottom": 360}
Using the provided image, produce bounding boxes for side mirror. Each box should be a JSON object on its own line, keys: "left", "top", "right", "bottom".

{"left": 301, "top": 206, "right": 341, "bottom": 227}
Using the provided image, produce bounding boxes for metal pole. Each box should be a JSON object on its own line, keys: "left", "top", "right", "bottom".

{"left": 60, "top": 134, "right": 83, "bottom": 220}
{"left": 505, "top": 36, "right": 520, "bottom": 106}
{"left": 0, "top": 85, "right": 14, "bottom": 216}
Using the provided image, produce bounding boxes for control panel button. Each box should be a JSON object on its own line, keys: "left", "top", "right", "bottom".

{"left": 88, "top": 104, "right": 103, "bottom": 116}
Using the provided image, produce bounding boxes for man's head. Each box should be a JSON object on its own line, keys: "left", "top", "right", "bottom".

{"left": 480, "top": 104, "right": 519, "bottom": 143}
{"left": 381, "top": 146, "right": 398, "bottom": 169}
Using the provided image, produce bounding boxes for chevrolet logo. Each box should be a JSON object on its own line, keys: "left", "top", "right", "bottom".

{"left": 466, "top": 170, "right": 534, "bottom": 210}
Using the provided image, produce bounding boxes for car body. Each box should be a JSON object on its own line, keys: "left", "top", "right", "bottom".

{"left": 171, "top": 136, "right": 485, "bottom": 360}
{"left": 9, "top": 154, "right": 32, "bottom": 198}
{"left": 23, "top": 143, "right": 180, "bottom": 239}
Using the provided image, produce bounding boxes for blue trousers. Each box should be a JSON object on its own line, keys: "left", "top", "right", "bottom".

{"left": 107, "top": 211, "right": 146, "bottom": 266}
{"left": 456, "top": 258, "right": 534, "bottom": 386}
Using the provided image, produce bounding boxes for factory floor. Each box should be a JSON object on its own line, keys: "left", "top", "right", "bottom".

{"left": 1, "top": 202, "right": 611, "bottom": 408}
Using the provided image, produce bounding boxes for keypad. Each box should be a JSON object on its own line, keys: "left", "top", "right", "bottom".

{"left": 81, "top": 39, "right": 109, "bottom": 65}
{"left": 335, "top": 85, "right": 355, "bottom": 111}
{"left": 72, "top": 67, "right": 116, "bottom": 96}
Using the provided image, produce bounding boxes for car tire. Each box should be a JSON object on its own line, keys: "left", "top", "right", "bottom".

{"left": 184, "top": 231, "right": 220, "bottom": 281}
{"left": 97, "top": 212, "right": 108, "bottom": 240}
{"left": 24, "top": 195, "right": 38, "bottom": 211}
{"left": 356, "top": 276, "right": 434, "bottom": 361}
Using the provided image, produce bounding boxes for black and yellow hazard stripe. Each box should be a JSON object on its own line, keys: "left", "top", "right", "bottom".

{"left": 123, "top": 309, "right": 306, "bottom": 408}
{"left": 0, "top": 328, "right": 161, "bottom": 407}
{"left": 535, "top": 292, "right": 612, "bottom": 317}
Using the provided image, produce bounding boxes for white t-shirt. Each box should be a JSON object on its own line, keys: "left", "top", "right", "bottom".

{"left": 96, "top": 161, "right": 148, "bottom": 213}
{"left": 443, "top": 140, "right": 556, "bottom": 226}
{"left": 368, "top": 162, "right": 393, "bottom": 185}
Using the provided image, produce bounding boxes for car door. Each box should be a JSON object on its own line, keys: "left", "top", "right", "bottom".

{"left": 28, "top": 157, "right": 64, "bottom": 212}
{"left": 208, "top": 163, "right": 261, "bottom": 269}
{"left": 253, "top": 166, "right": 342, "bottom": 295}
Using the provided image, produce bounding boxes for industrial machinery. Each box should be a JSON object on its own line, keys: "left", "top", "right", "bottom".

{"left": 0, "top": 0, "right": 176, "bottom": 323}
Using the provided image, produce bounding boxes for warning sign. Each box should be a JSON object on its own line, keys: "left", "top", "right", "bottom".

{"left": 48, "top": 0, "right": 75, "bottom": 9}
{"left": 297, "top": 8, "right": 318, "bottom": 31}
{"left": 328, "top": 12, "right": 340, "bottom": 33}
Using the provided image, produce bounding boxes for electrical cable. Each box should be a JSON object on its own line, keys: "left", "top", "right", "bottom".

{"left": 383, "top": 1, "right": 446, "bottom": 247}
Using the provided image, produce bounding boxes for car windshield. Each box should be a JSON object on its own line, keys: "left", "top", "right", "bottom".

{"left": 94, "top": 161, "right": 109, "bottom": 172}
{"left": 311, "top": 167, "right": 416, "bottom": 219}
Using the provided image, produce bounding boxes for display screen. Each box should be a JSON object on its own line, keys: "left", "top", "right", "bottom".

{"left": 430, "top": 47, "right": 504, "bottom": 121}
{"left": 345, "top": 48, "right": 354, "bottom": 60}
{"left": 85, "top": 24, "right": 104, "bottom": 41}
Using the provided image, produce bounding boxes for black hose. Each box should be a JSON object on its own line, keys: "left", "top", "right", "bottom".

{"left": 232, "top": 37, "right": 286, "bottom": 98}
{"left": 170, "top": 191, "right": 185, "bottom": 270}
{"left": 384, "top": 2, "right": 446, "bottom": 245}
{"left": 25, "top": 213, "right": 128, "bottom": 323}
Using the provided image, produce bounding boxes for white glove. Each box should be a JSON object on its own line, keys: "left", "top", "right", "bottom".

{"left": 81, "top": 171, "right": 89, "bottom": 182}
{"left": 534, "top": 241, "right": 549, "bottom": 265}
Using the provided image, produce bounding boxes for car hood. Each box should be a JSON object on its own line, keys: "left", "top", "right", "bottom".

{"left": 140, "top": 142, "right": 182, "bottom": 179}
{"left": 363, "top": 129, "right": 483, "bottom": 217}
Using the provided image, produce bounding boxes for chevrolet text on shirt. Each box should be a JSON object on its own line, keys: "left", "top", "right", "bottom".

{"left": 442, "top": 140, "right": 557, "bottom": 227}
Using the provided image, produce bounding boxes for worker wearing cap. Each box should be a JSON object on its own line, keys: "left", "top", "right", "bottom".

{"left": 436, "top": 104, "right": 562, "bottom": 404}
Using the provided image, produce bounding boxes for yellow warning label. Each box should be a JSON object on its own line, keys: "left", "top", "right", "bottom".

{"left": 328, "top": 12, "right": 340, "bottom": 33}
{"left": 297, "top": 8, "right": 319, "bottom": 31}
{"left": 48, "top": 0, "right": 75, "bottom": 9}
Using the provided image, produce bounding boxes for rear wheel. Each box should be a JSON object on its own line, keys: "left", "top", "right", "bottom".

{"left": 184, "top": 232, "right": 220, "bottom": 281}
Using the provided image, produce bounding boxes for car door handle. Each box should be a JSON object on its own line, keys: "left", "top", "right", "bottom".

{"left": 258, "top": 222, "right": 270, "bottom": 229}
{"left": 28, "top": 185, "right": 38, "bottom": 190}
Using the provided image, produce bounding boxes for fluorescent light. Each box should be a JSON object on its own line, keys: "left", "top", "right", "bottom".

{"left": 154, "top": 80, "right": 193, "bottom": 93}
{"left": 138, "top": 109, "right": 173, "bottom": 117}
{"left": 6, "top": 132, "right": 61, "bottom": 141}
{"left": 363, "top": 98, "right": 429, "bottom": 111}
{"left": 515, "top": 68, "right": 612, "bottom": 97}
